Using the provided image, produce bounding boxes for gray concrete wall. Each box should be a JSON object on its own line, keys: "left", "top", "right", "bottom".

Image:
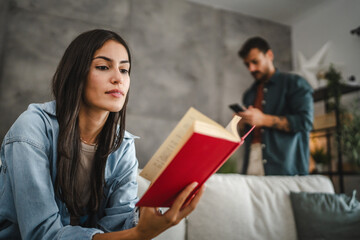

{"left": 0, "top": 0, "right": 291, "bottom": 168}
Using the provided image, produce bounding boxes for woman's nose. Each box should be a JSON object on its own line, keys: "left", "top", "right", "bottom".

{"left": 111, "top": 70, "right": 123, "bottom": 84}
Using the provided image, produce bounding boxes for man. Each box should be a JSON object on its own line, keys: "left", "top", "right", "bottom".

{"left": 237, "top": 37, "right": 313, "bottom": 176}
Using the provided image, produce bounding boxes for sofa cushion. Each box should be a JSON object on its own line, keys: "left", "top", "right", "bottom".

{"left": 290, "top": 190, "right": 360, "bottom": 240}
{"left": 187, "top": 174, "right": 334, "bottom": 240}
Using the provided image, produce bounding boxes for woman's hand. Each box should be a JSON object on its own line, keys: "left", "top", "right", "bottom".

{"left": 134, "top": 182, "right": 205, "bottom": 240}
{"left": 92, "top": 182, "right": 205, "bottom": 240}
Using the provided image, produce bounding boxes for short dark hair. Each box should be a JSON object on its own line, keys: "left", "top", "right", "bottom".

{"left": 238, "top": 36, "right": 271, "bottom": 58}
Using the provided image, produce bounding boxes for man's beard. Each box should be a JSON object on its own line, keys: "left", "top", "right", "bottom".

{"left": 251, "top": 71, "right": 268, "bottom": 82}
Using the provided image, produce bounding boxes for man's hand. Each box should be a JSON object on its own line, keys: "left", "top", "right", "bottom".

{"left": 237, "top": 106, "right": 266, "bottom": 126}
{"left": 237, "top": 106, "right": 290, "bottom": 132}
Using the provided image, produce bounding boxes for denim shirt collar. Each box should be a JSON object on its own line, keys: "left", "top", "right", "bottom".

{"left": 42, "top": 100, "right": 57, "bottom": 117}
{"left": 267, "top": 68, "right": 279, "bottom": 85}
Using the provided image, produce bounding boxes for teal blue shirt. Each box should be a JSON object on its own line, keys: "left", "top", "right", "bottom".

{"left": 242, "top": 70, "right": 313, "bottom": 175}
{"left": 0, "top": 101, "right": 139, "bottom": 239}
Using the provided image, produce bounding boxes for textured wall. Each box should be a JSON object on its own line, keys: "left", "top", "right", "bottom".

{"left": 0, "top": 0, "right": 291, "bottom": 168}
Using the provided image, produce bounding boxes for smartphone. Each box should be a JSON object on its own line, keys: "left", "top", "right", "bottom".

{"left": 229, "top": 103, "right": 246, "bottom": 113}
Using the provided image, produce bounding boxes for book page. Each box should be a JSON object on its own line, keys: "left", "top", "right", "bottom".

{"left": 140, "top": 107, "right": 221, "bottom": 182}
{"left": 194, "top": 115, "right": 241, "bottom": 142}
{"left": 225, "top": 115, "right": 241, "bottom": 141}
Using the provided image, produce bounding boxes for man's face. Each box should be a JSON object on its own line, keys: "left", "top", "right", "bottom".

{"left": 243, "top": 48, "right": 274, "bottom": 82}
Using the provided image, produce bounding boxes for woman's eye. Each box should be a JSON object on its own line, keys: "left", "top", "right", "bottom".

{"left": 96, "top": 66, "right": 109, "bottom": 70}
{"left": 120, "top": 69, "right": 129, "bottom": 74}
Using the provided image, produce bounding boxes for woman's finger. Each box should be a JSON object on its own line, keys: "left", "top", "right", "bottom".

{"left": 166, "top": 182, "right": 198, "bottom": 215}
{"left": 178, "top": 184, "right": 205, "bottom": 218}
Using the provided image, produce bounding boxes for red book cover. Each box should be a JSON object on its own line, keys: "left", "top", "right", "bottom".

{"left": 136, "top": 107, "right": 254, "bottom": 207}
{"left": 137, "top": 133, "right": 242, "bottom": 207}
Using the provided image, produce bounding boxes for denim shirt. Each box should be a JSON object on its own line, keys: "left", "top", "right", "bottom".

{"left": 242, "top": 70, "right": 314, "bottom": 175}
{"left": 0, "top": 101, "right": 139, "bottom": 240}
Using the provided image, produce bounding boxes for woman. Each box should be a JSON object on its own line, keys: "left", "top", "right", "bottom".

{"left": 0, "top": 29, "right": 204, "bottom": 240}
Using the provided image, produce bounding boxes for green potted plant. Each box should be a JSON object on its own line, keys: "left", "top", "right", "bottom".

{"left": 317, "top": 64, "right": 344, "bottom": 113}
{"left": 341, "top": 102, "right": 360, "bottom": 170}
{"left": 217, "top": 155, "right": 238, "bottom": 173}
{"left": 311, "top": 145, "right": 330, "bottom": 172}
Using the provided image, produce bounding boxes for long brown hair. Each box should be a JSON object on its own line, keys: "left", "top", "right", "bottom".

{"left": 52, "top": 29, "right": 132, "bottom": 217}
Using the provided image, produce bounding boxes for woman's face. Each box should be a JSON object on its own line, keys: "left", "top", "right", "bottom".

{"left": 82, "top": 40, "right": 130, "bottom": 114}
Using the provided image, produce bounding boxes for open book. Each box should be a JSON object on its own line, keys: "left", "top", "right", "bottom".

{"left": 136, "top": 107, "right": 254, "bottom": 207}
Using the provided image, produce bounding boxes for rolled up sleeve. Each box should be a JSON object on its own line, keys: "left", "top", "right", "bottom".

{"left": 285, "top": 77, "right": 314, "bottom": 133}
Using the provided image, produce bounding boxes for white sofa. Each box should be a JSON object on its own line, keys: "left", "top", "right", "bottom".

{"left": 137, "top": 173, "right": 334, "bottom": 240}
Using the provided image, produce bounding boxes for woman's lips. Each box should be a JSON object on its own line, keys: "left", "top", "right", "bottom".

{"left": 105, "top": 89, "right": 124, "bottom": 98}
